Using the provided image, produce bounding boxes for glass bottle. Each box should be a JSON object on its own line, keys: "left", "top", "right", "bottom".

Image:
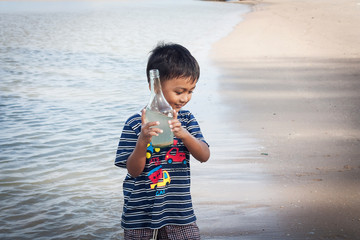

{"left": 145, "top": 69, "right": 174, "bottom": 147}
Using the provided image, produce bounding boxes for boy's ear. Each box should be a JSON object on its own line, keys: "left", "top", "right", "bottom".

{"left": 148, "top": 83, "right": 151, "bottom": 91}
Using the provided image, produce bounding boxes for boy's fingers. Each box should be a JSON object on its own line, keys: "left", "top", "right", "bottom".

{"left": 169, "top": 110, "right": 178, "bottom": 126}
{"left": 141, "top": 108, "right": 146, "bottom": 125}
{"left": 168, "top": 110, "right": 179, "bottom": 125}
{"left": 150, "top": 127, "right": 163, "bottom": 135}
{"left": 147, "top": 121, "right": 160, "bottom": 128}
{"left": 141, "top": 109, "right": 160, "bottom": 128}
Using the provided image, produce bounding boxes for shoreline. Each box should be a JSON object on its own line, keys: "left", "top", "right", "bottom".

{"left": 207, "top": 0, "right": 360, "bottom": 238}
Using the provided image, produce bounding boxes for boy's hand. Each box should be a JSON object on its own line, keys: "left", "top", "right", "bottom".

{"left": 139, "top": 109, "right": 162, "bottom": 144}
{"left": 169, "top": 110, "right": 188, "bottom": 139}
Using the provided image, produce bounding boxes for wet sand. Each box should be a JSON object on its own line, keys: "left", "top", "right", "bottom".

{"left": 199, "top": 0, "right": 360, "bottom": 239}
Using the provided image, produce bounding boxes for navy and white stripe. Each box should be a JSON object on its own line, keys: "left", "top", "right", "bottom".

{"left": 115, "top": 110, "right": 208, "bottom": 229}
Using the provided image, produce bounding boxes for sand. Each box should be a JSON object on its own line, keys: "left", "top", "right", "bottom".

{"left": 203, "top": 0, "right": 360, "bottom": 239}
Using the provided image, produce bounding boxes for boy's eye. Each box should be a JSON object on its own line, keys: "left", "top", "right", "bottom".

{"left": 175, "top": 90, "right": 194, "bottom": 95}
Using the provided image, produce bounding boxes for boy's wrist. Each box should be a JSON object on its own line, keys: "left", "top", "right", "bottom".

{"left": 138, "top": 134, "right": 151, "bottom": 147}
{"left": 177, "top": 129, "right": 192, "bottom": 141}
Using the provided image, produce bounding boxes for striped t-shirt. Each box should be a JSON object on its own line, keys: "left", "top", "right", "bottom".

{"left": 115, "top": 109, "right": 208, "bottom": 229}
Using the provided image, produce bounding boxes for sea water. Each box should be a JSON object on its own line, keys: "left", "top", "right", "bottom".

{"left": 145, "top": 110, "right": 174, "bottom": 147}
{"left": 0, "top": 0, "right": 252, "bottom": 239}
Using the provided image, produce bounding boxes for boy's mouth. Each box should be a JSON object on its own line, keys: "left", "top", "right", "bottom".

{"left": 174, "top": 104, "right": 184, "bottom": 109}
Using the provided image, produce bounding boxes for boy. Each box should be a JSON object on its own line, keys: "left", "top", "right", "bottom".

{"left": 115, "top": 43, "right": 210, "bottom": 240}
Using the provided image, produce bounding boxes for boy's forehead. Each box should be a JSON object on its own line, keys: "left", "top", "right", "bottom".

{"left": 166, "top": 77, "right": 196, "bottom": 87}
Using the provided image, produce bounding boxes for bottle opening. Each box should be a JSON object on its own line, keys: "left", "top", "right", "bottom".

{"left": 149, "top": 69, "right": 160, "bottom": 79}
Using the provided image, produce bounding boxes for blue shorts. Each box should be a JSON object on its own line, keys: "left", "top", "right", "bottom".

{"left": 124, "top": 222, "right": 200, "bottom": 240}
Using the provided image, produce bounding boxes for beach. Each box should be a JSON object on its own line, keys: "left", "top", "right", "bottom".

{"left": 207, "top": 0, "right": 360, "bottom": 238}
{"left": 1, "top": 0, "right": 359, "bottom": 239}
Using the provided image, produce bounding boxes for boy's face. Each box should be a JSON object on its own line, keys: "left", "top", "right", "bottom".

{"left": 160, "top": 77, "right": 196, "bottom": 113}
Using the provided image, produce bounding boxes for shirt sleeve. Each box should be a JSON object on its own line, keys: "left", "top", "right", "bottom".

{"left": 185, "top": 111, "right": 209, "bottom": 147}
{"left": 115, "top": 114, "right": 142, "bottom": 168}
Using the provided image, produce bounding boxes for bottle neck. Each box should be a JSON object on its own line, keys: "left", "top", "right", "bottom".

{"left": 150, "top": 69, "right": 161, "bottom": 95}
{"left": 147, "top": 69, "right": 173, "bottom": 116}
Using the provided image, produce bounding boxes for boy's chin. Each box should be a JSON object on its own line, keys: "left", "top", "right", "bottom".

{"left": 174, "top": 106, "right": 183, "bottom": 112}
{"left": 172, "top": 106, "right": 181, "bottom": 112}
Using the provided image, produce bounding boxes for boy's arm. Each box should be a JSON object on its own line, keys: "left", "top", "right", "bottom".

{"left": 180, "top": 133, "right": 210, "bottom": 163}
{"left": 169, "top": 111, "right": 210, "bottom": 163}
{"left": 127, "top": 109, "right": 162, "bottom": 178}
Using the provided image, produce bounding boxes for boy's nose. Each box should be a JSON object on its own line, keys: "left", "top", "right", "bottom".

{"left": 180, "top": 95, "right": 188, "bottom": 103}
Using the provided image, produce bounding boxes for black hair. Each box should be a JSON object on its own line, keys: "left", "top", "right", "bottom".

{"left": 146, "top": 42, "right": 200, "bottom": 84}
